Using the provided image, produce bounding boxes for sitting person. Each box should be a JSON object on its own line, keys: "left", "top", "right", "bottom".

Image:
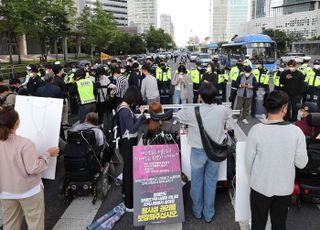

{"left": 143, "top": 101, "right": 175, "bottom": 144}
{"left": 69, "top": 112, "right": 105, "bottom": 149}
{"left": 294, "top": 102, "right": 320, "bottom": 137}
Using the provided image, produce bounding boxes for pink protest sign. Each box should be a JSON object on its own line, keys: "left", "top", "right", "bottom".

{"left": 133, "top": 144, "right": 181, "bottom": 180}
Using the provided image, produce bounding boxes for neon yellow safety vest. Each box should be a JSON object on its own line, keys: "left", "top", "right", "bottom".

{"left": 273, "top": 72, "right": 283, "bottom": 88}
{"left": 85, "top": 72, "right": 91, "bottom": 79}
{"left": 190, "top": 69, "right": 201, "bottom": 84}
{"left": 65, "top": 73, "right": 74, "bottom": 84}
{"left": 76, "top": 78, "right": 95, "bottom": 105}
{"left": 307, "top": 70, "right": 320, "bottom": 87}
{"left": 156, "top": 67, "right": 171, "bottom": 82}
{"left": 218, "top": 70, "right": 228, "bottom": 84}
{"left": 229, "top": 66, "right": 241, "bottom": 82}
{"left": 252, "top": 68, "right": 269, "bottom": 85}
{"left": 304, "top": 68, "right": 314, "bottom": 83}
{"left": 298, "top": 64, "right": 308, "bottom": 76}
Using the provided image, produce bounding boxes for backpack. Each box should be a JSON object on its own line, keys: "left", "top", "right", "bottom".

{"left": 109, "top": 105, "right": 131, "bottom": 149}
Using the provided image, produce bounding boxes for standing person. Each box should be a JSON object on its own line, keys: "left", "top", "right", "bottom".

{"left": 201, "top": 63, "right": 219, "bottom": 89}
{"left": 172, "top": 64, "right": 190, "bottom": 104}
{"left": 176, "top": 83, "right": 232, "bottom": 223}
{"left": 229, "top": 59, "right": 244, "bottom": 108}
{"left": 304, "top": 59, "right": 320, "bottom": 103}
{"left": 246, "top": 90, "right": 308, "bottom": 230}
{"left": 235, "top": 66, "right": 257, "bottom": 124}
{"left": 9, "top": 78, "right": 28, "bottom": 96}
{"left": 117, "top": 86, "right": 146, "bottom": 211}
{"left": 140, "top": 64, "right": 160, "bottom": 105}
{"left": 72, "top": 69, "right": 96, "bottom": 123}
{"left": 0, "top": 107, "right": 59, "bottom": 230}
{"left": 114, "top": 68, "right": 129, "bottom": 105}
{"left": 156, "top": 60, "right": 172, "bottom": 104}
{"left": 190, "top": 65, "right": 203, "bottom": 103}
{"left": 36, "top": 73, "right": 63, "bottom": 98}
{"left": 26, "top": 65, "right": 44, "bottom": 96}
{"left": 280, "top": 60, "right": 305, "bottom": 121}
{"left": 273, "top": 64, "right": 285, "bottom": 91}
{"left": 128, "top": 62, "right": 142, "bottom": 88}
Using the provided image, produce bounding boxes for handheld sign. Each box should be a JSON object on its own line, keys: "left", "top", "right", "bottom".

{"left": 15, "top": 96, "right": 63, "bottom": 180}
{"left": 133, "top": 144, "right": 185, "bottom": 226}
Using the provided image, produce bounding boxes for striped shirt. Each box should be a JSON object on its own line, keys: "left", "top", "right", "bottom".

{"left": 116, "top": 75, "right": 129, "bottom": 98}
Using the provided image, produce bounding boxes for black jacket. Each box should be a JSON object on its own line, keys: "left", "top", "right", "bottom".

{"left": 37, "top": 83, "right": 63, "bottom": 98}
{"left": 27, "top": 76, "right": 44, "bottom": 96}
{"left": 201, "top": 72, "right": 219, "bottom": 89}
{"left": 280, "top": 70, "right": 304, "bottom": 97}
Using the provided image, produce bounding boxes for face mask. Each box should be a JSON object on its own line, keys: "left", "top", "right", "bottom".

{"left": 206, "top": 67, "right": 212, "bottom": 73}
{"left": 245, "top": 73, "right": 250, "bottom": 77}
{"left": 278, "top": 68, "right": 284, "bottom": 72}
{"left": 45, "top": 70, "right": 50, "bottom": 74}
{"left": 72, "top": 68, "right": 76, "bottom": 73}
{"left": 297, "top": 110, "right": 304, "bottom": 121}
{"left": 197, "top": 67, "right": 202, "bottom": 71}
{"left": 314, "top": 65, "right": 320, "bottom": 70}
{"left": 289, "top": 67, "right": 296, "bottom": 72}
{"left": 120, "top": 68, "right": 126, "bottom": 74}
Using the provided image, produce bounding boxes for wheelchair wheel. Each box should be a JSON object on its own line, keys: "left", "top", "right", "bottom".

{"left": 96, "top": 163, "right": 111, "bottom": 200}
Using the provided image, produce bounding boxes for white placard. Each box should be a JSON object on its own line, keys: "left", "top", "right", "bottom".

{"left": 235, "top": 141, "right": 251, "bottom": 222}
{"left": 180, "top": 133, "right": 227, "bottom": 181}
{"left": 15, "top": 96, "right": 63, "bottom": 180}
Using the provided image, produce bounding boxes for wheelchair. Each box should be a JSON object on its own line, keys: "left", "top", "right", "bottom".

{"left": 58, "top": 129, "right": 122, "bottom": 204}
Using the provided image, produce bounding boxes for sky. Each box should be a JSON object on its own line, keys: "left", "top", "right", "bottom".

{"left": 157, "top": 0, "right": 210, "bottom": 47}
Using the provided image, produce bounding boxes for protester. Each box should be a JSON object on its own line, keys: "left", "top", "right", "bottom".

{"left": 294, "top": 102, "right": 320, "bottom": 137}
{"left": 117, "top": 86, "right": 146, "bottom": 212}
{"left": 36, "top": 73, "right": 63, "bottom": 98}
{"left": 9, "top": 78, "right": 28, "bottom": 95}
{"left": 172, "top": 64, "right": 190, "bottom": 104}
{"left": 114, "top": 68, "right": 129, "bottom": 105}
{"left": 235, "top": 66, "right": 256, "bottom": 124}
{"left": 176, "top": 82, "right": 232, "bottom": 223}
{"left": 140, "top": 64, "right": 160, "bottom": 105}
{"left": 70, "top": 112, "right": 105, "bottom": 148}
{"left": 26, "top": 65, "right": 44, "bottom": 96}
{"left": 128, "top": 62, "right": 142, "bottom": 88}
{"left": 280, "top": 60, "right": 305, "bottom": 121}
{"left": 0, "top": 85, "right": 16, "bottom": 107}
{"left": 246, "top": 90, "right": 308, "bottom": 230}
{"left": 201, "top": 63, "right": 218, "bottom": 89}
{"left": 0, "top": 107, "right": 59, "bottom": 230}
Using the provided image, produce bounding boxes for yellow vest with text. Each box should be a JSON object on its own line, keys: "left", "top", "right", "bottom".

{"left": 156, "top": 67, "right": 171, "bottom": 82}
{"left": 229, "top": 66, "right": 240, "bottom": 82}
{"left": 307, "top": 70, "right": 320, "bottom": 87}
{"left": 252, "top": 68, "right": 269, "bottom": 85}
{"left": 77, "top": 78, "right": 95, "bottom": 105}
{"left": 273, "top": 72, "right": 283, "bottom": 87}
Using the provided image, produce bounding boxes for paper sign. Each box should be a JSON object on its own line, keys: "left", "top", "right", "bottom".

{"left": 180, "top": 132, "right": 227, "bottom": 181}
{"left": 15, "top": 96, "right": 63, "bottom": 180}
{"left": 133, "top": 144, "right": 185, "bottom": 226}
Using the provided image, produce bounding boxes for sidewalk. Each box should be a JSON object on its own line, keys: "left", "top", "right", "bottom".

{"left": 0, "top": 53, "right": 89, "bottom": 63}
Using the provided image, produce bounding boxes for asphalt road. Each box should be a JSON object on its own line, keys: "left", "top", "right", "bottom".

{"left": 1, "top": 58, "right": 320, "bottom": 230}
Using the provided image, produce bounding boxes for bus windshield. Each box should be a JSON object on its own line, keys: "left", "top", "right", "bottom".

{"left": 246, "top": 42, "right": 276, "bottom": 64}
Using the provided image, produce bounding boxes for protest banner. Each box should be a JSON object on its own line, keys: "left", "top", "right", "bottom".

{"left": 15, "top": 96, "right": 63, "bottom": 180}
{"left": 133, "top": 144, "right": 185, "bottom": 226}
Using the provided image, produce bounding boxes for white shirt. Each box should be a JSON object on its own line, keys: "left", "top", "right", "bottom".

{"left": 0, "top": 182, "right": 42, "bottom": 199}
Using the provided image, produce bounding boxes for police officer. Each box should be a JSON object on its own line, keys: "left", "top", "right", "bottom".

{"left": 217, "top": 67, "right": 229, "bottom": 102}
{"left": 146, "top": 58, "right": 157, "bottom": 76}
{"left": 229, "top": 59, "right": 244, "bottom": 108}
{"left": 304, "top": 59, "right": 320, "bottom": 103}
{"left": 298, "top": 59, "right": 310, "bottom": 79}
{"left": 26, "top": 65, "right": 44, "bottom": 96}
{"left": 190, "top": 64, "right": 203, "bottom": 103}
{"left": 73, "top": 69, "right": 96, "bottom": 123}
{"left": 273, "top": 64, "right": 285, "bottom": 91}
{"left": 156, "top": 60, "right": 172, "bottom": 104}
{"left": 244, "top": 54, "right": 252, "bottom": 68}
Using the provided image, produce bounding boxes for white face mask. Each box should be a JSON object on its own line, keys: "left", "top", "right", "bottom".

{"left": 314, "top": 65, "right": 320, "bottom": 70}
{"left": 289, "top": 67, "right": 296, "bottom": 72}
{"left": 245, "top": 73, "right": 250, "bottom": 77}
{"left": 297, "top": 110, "right": 304, "bottom": 121}
{"left": 206, "top": 67, "right": 212, "bottom": 73}
{"left": 45, "top": 70, "right": 50, "bottom": 74}
{"left": 279, "top": 68, "right": 284, "bottom": 72}
{"left": 72, "top": 68, "right": 76, "bottom": 73}
{"left": 120, "top": 68, "right": 126, "bottom": 74}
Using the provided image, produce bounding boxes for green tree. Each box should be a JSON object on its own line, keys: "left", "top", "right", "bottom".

{"left": 262, "top": 29, "right": 288, "bottom": 55}
{"left": 144, "top": 25, "right": 174, "bottom": 51}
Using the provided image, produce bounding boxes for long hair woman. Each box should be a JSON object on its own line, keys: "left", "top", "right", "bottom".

{"left": 0, "top": 107, "right": 59, "bottom": 230}
{"left": 117, "top": 86, "right": 146, "bottom": 212}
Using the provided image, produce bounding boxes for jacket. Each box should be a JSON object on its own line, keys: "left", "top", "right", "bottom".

{"left": 280, "top": 70, "right": 305, "bottom": 97}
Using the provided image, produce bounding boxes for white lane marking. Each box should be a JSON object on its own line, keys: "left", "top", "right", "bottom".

{"left": 53, "top": 197, "right": 102, "bottom": 230}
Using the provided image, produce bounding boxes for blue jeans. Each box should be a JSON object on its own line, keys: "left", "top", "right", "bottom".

{"left": 190, "top": 147, "right": 220, "bottom": 221}
{"left": 173, "top": 90, "right": 186, "bottom": 104}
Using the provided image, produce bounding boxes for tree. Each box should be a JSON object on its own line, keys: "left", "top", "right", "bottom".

{"left": 144, "top": 25, "right": 174, "bottom": 51}
{"left": 76, "top": 1, "right": 117, "bottom": 58}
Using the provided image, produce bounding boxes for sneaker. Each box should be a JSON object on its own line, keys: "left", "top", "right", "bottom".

{"left": 126, "top": 207, "right": 134, "bottom": 213}
{"left": 242, "top": 119, "right": 249, "bottom": 124}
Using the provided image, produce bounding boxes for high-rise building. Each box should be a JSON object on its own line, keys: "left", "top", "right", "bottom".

{"left": 76, "top": 0, "right": 128, "bottom": 26}
{"left": 160, "top": 14, "right": 175, "bottom": 39}
{"left": 210, "top": 0, "right": 249, "bottom": 42}
{"left": 127, "top": 0, "right": 157, "bottom": 33}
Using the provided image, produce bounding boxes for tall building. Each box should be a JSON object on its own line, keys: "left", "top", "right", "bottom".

{"left": 127, "top": 0, "right": 157, "bottom": 33}
{"left": 210, "top": 0, "right": 249, "bottom": 42}
{"left": 76, "top": 0, "right": 128, "bottom": 26}
{"left": 241, "top": 0, "right": 320, "bottom": 38}
{"left": 160, "top": 14, "right": 174, "bottom": 39}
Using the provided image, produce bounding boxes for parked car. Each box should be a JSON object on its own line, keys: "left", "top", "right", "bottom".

{"left": 158, "top": 52, "right": 167, "bottom": 60}
{"left": 189, "top": 52, "right": 199, "bottom": 62}
{"left": 196, "top": 53, "right": 212, "bottom": 67}
{"left": 280, "top": 53, "right": 311, "bottom": 64}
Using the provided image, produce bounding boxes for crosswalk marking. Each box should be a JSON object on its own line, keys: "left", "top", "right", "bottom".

{"left": 53, "top": 197, "right": 102, "bottom": 230}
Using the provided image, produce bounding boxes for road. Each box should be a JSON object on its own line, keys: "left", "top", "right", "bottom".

{"left": 1, "top": 59, "right": 320, "bottom": 230}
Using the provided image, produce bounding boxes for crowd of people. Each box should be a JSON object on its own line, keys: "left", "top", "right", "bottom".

{"left": 0, "top": 53, "right": 319, "bottom": 230}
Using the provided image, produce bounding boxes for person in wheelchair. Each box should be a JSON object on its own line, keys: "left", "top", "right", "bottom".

{"left": 294, "top": 102, "right": 320, "bottom": 138}
{"left": 69, "top": 112, "right": 105, "bottom": 149}
{"left": 143, "top": 101, "right": 177, "bottom": 145}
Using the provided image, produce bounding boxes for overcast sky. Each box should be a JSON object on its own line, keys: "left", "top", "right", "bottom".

{"left": 157, "top": 0, "right": 210, "bottom": 47}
